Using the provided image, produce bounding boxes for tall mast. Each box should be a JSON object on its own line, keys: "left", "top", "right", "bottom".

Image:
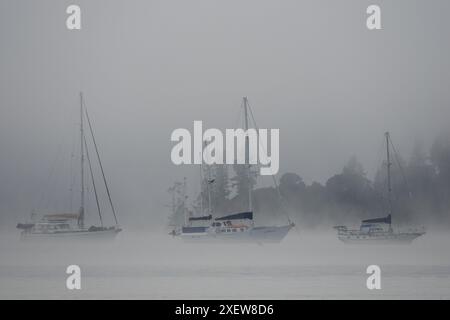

{"left": 203, "top": 141, "right": 212, "bottom": 215}
{"left": 385, "top": 132, "right": 392, "bottom": 220}
{"left": 79, "top": 92, "right": 85, "bottom": 228}
{"left": 170, "top": 185, "right": 175, "bottom": 224}
{"left": 243, "top": 97, "right": 252, "bottom": 212}
{"left": 183, "top": 177, "right": 188, "bottom": 226}
{"left": 199, "top": 154, "right": 203, "bottom": 215}
{"left": 207, "top": 167, "right": 212, "bottom": 215}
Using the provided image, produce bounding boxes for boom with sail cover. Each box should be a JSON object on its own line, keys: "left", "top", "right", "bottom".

{"left": 362, "top": 214, "right": 391, "bottom": 225}
{"left": 215, "top": 212, "right": 253, "bottom": 221}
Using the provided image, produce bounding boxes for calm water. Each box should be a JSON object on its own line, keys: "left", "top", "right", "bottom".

{"left": 1, "top": 231, "right": 449, "bottom": 299}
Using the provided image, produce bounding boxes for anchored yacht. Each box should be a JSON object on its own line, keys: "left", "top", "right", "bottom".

{"left": 178, "top": 211, "right": 293, "bottom": 243}
{"left": 17, "top": 93, "right": 121, "bottom": 240}
{"left": 334, "top": 214, "right": 425, "bottom": 244}
{"left": 170, "top": 97, "right": 294, "bottom": 243}
{"left": 333, "top": 132, "right": 425, "bottom": 244}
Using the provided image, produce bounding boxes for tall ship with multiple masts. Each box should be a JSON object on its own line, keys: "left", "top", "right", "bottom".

{"left": 17, "top": 93, "right": 121, "bottom": 240}
{"left": 169, "top": 97, "right": 294, "bottom": 243}
{"left": 333, "top": 132, "right": 425, "bottom": 244}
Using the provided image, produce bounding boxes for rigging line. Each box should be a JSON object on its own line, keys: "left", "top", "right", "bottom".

{"left": 226, "top": 99, "right": 244, "bottom": 197}
{"left": 389, "top": 137, "right": 412, "bottom": 199}
{"left": 39, "top": 141, "right": 64, "bottom": 211}
{"left": 371, "top": 136, "right": 388, "bottom": 211}
{"left": 84, "top": 107, "right": 119, "bottom": 225}
{"left": 84, "top": 135, "right": 104, "bottom": 227}
{"left": 375, "top": 135, "right": 385, "bottom": 179}
{"left": 69, "top": 151, "right": 74, "bottom": 212}
{"left": 232, "top": 98, "right": 244, "bottom": 129}
{"left": 69, "top": 122, "right": 78, "bottom": 213}
{"left": 246, "top": 100, "right": 293, "bottom": 224}
{"left": 69, "top": 152, "right": 77, "bottom": 212}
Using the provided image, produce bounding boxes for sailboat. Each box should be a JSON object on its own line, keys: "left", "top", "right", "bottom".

{"left": 333, "top": 132, "right": 425, "bottom": 244}
{"left": 16, "top": 93, "right": 122, "bottom": 240}
{"left": 171, "top": 97, "right": 294, "bottom": 243}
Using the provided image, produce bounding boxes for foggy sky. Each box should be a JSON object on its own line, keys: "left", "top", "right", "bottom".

{"left": 1, "top": 0, "right": 449, "bottom": 229}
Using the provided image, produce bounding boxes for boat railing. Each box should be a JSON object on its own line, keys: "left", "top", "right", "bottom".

{"left": 396, "top": 226, "right": 426, "bottom": 234}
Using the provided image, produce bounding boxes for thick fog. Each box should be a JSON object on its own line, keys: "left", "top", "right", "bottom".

{"left": 1, "top": 0, "right": 450, "bottom": 230}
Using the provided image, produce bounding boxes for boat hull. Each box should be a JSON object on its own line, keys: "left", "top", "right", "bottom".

{"left": 179, "top": 224, "right": 293, "bottom": 243}
{"left": 337, "top": 232, "right": 425, "bottom": 244}
{"left": 20, "top": 228, "right": 121, "bottom": 241}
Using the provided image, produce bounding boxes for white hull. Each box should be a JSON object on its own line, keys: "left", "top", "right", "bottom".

{"left": 180, "top": 225, "right": 293, "bottom": 243}
{"left": 338, "top": 232, "right": 424, "bottom": 244}
{"left": 20, "top": 228, "right": 121, "bottom": 241}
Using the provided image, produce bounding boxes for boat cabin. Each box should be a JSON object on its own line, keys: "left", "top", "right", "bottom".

{"left": 19, "top": 213, "right": 80, "bottom": 233}
{"left": 359, "top": 214, "right": 392, "bottom": 234}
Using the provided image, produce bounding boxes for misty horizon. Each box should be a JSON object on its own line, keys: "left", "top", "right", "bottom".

{"left": 1, "top": 0, "right": 450, "bottom": 231}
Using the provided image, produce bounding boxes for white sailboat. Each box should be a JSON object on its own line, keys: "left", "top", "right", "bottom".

{"left": 333, "top": 132, "right": 425, "bottom": 244}
{"left": 17, "top": 93, "right": 121, "bottom": 240}
{"left": 171, "top": 97, "right": 294, "bottom": 243}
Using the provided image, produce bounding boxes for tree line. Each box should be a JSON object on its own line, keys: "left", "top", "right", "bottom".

{"left": 169, "top": 133, "right": 450, "bottom": 229}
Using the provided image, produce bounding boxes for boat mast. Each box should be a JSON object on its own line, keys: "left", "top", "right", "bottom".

{"left": 385, "top": 132, "right": 393, "bottom": 229}
{"left": 170, "top": 184, "right": 176, "bottom": 225}
{"left": 243, "top": 97, "right": 252, "bottom": 212}
{"left": 203, "top": 141, "right": 213, "bottom": 215}
{"left": 183, "top": 177, "right": 188, "bottom": 226}
{"left": 199, "top": 154, "right": 203, "bottom": 215}
{"left": 79, "top": 92, "right": 85, "bottom": 229}
{"left": 207, "top": 170, "right": 212, "bottom": 215}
